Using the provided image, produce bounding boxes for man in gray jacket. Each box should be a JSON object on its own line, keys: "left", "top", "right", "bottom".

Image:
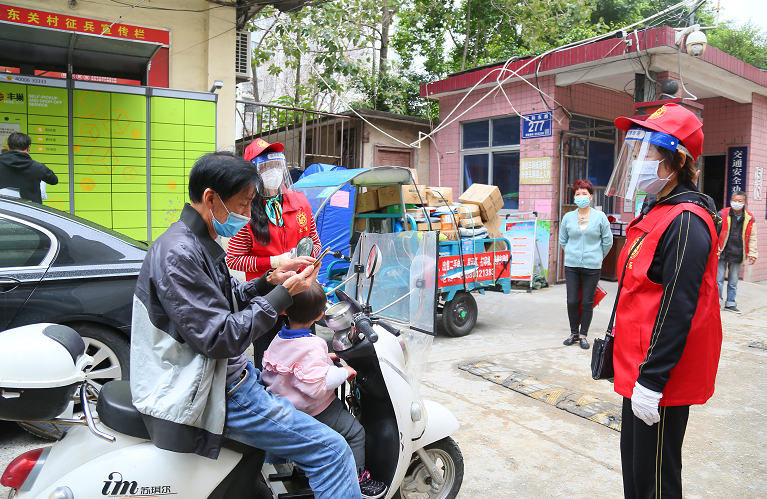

{"left": 130, "top": 152, "right": 361, "bottom": 498}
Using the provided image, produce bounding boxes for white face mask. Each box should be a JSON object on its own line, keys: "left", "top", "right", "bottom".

{"left": 261, "top": 169, "right": 283, "bottom": 190}
{"left": 731, "top": 201, "right": 744, "bottom": 211}
{"left": 635, "top": 160, "right": 672, "bottom": 195}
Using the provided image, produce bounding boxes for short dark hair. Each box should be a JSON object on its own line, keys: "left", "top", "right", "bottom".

{"left": 188, "top": 151, "right": 261, "bottom": 203}
{"left": 285, "top": 281, "right": 326, "bottom": 325}
{"left": 571, "top": 179, "right": 594, "bottom": 195}
{"left": 731, "top": 190, "right": 746, "bottom": 201}
{"left": 7, "top": 132, "right": 31, "bottom": 151}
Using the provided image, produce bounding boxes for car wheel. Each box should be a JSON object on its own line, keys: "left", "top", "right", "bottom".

{"left": 18, "top": 323, "right": 129, "bottom": 440}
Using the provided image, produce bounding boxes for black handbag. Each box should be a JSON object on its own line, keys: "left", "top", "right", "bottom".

{"left": 591, "top": 234, "right": 647, "bottom": 380}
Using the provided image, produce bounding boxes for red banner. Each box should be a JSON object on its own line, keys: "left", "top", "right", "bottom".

{"left": 0, "top": 4, "right": 169, "bottom": 45}
{"left": 438, "top": 251, "right": 511, "bottom": 288}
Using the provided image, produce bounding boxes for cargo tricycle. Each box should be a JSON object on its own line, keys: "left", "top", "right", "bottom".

{"left": 293, "top": 165, "right": 512, "bottom": 337}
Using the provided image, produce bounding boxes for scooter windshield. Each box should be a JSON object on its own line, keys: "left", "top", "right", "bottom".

{"left": 344, "top": 231, "right": 438, "bottom": 335}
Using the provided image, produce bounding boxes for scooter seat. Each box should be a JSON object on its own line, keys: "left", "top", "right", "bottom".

{"left": 96, "top": 381, "right": 151, "bottom": 440}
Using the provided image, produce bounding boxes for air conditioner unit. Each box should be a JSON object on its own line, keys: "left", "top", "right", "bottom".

{"left": 235, "top": 30, "right": 252, "bottom": 81}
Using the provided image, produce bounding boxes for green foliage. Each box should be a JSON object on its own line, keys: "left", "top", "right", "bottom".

{"left": 708, "top": 20, "right": 767, "bottom": 69}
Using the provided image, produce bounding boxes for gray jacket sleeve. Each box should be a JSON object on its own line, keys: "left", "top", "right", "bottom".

{"left": 157, "top": 253, "right": 292, "bottom": 359}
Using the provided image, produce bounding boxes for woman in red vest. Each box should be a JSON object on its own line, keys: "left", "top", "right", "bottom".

{"left": 226, "top": 139, "right": 321, "bottom": 369}
{"left": 606, "top": 103, "right": 722, "bottom": 499}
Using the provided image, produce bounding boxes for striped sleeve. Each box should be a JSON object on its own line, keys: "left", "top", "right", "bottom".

{"left": 309, "top": 215, "right": 322, "bottom": 257}
{"left": 225, "top": 227, "right": 260, "bottom": 273}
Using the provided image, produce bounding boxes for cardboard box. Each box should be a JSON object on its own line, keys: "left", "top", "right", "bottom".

{"left": 459, "top": 216, "right": 483, "bottom": 229}
{"left": 354, "top": 217, "right": 367, "bottom": 231}
{"left": 455, "top": 204, "right": 480, "bottom": 219}
{"left": 484, "top": 239, "right": 509, "bottom": 252}
{"left": 355, "top": 190, "right": 380, "bottom": 213}
{"left": 416, "top": 223, "right": 431, "bottom": 231}
{"left": 458, "top": 184, "right": 504, "bottom": 221}
{"left": 442, "top": 231, "right": 458, "bottom": 241}
{"left": 425, "top": 187, "right": 453, "bottom": 207}
{"left": 483, "top": 212, "right": 503, "bottom": 238}
{"left": 377, "top": 184, "right": 426, "bottom": 207}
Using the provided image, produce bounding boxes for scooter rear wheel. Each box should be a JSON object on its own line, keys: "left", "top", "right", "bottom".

{"left": 394, "top": 437, "right": 464, "bottom": 499}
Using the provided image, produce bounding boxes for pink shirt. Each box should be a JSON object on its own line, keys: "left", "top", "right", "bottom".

{"left": 261, "top": 328, "right": 347, "bottom": 416}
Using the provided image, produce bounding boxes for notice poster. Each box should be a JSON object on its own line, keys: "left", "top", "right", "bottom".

{"left": 534, "top": 221, "right": 551, "bottom": 280}
{"left": 520, "top": 157, "right": 552, "bottom": 185}
{"left": 503, "top": 220, "right": 536, "bottom": 279}
{"left": 0, "top": 122, "right": 21, "bottom": 149}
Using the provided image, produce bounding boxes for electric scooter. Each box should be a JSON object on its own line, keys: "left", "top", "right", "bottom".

{"left": 0, "top": 238, "right": 463, "bottom": 499}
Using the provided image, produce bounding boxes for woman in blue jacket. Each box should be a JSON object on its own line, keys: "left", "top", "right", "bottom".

{"left": 559, "top": 179, "right": 613, "bottom": 349}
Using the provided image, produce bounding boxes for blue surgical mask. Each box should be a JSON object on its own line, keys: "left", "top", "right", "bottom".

{"left": 210, "top": 194, "right": 250, "bottom": 238}
{"left": 574, "top": 196, "right": 591, "bottom": 208}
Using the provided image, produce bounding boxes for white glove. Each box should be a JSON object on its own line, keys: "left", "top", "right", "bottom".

{"left": 631, "top": 381, "right": 663, "bottom": 426}
{"left": 270, "top": 252, "right": 291, "bottom": 269}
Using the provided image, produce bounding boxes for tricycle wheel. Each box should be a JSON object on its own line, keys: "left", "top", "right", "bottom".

{"left": 441, "top": 291, "right": 477, "bottom": 337}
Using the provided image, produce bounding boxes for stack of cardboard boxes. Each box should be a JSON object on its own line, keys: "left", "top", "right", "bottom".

{"left": 353, "top": 170, "right": 505, "bottom": 245}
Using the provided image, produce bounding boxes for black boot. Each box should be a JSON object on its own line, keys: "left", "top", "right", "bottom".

{"left": 563, "top": 333, "right": 579, "bottom": 346}
{"left": 579, "top": 336, "right": 590, "bottom": 349}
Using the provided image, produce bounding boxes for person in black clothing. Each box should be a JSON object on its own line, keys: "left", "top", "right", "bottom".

{"left": 608, "top": 103, "right": 723, "bottom": 499}
{"left": 0, "top": 132, "right": 58, "bottom": 204}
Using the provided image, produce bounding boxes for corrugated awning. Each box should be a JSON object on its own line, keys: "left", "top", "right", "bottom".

{"left": 0, "top": 21, "right": 161, "bottom": 84}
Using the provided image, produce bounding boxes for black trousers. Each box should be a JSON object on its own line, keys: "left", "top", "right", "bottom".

{"left": 564, "top": 266, "right": 602, "bottom": 336}
{"left": 621, "top": 397, "right": 690, "bottom": 499}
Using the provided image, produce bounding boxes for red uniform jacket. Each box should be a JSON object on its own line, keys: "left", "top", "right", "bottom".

{"left": 613, "top": 202, "right": 722, "bottom": 406}
{"left": 226, "top": 191, "right": 320, "bottom": 281}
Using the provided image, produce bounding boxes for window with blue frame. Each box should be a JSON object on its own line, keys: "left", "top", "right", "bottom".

{"left": 461, "top": 116, "right": 521, "bottom": 210}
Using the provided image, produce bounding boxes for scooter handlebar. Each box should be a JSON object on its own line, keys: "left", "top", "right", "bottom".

{"left": 353, "top": 315, "right": 378, "bottom": 343}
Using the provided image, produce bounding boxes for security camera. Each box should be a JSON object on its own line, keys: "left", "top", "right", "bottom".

{"left": 685, "top": 30, "right": 707, "bottom": 57}
{"left": 209, "top": 80, "right": 224, "bottom": 93}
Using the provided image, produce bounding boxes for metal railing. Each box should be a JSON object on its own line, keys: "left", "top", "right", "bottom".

{"left": 235, "top": 100, "right": 359, "bottom": 169}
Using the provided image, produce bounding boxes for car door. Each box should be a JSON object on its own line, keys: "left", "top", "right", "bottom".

{"left": 0, "top": 213, "right": 58, "bottom": 331}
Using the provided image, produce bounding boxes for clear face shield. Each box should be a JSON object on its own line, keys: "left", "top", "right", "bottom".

{"left": 252, "top": 152, "right": 293, "bottom": 198}
{"left": 606, "top": 127, "right": 689, "bottom": 199}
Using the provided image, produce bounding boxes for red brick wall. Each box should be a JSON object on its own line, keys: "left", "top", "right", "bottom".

{"left": 429, "top": 79, "right": 634, "bottom": 282}
{"left": 700, "top": 95, "right": 767, "bottom": 282}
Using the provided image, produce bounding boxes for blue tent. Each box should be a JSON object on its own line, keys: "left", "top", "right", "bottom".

{"left": 297, "top": 164, "right": 354, "bottom": 285}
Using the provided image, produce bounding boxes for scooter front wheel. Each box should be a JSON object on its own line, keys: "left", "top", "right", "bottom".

{"left": 395, "top": 437, "right": 464, "bottom": 499}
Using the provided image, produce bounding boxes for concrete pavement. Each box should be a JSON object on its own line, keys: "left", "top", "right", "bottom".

{"left": 1, "top": 279, "right": 766, "bottom": 498}
{"left": 424, "top": 279, "right": 767, "bottom": 498}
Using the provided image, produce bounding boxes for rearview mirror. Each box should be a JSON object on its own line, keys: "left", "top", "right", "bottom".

{"left": 365, "top": 245, "right": 383, "bottom": 279}
{"left": 295, "top": 237, "right": 314, "bottom": 257}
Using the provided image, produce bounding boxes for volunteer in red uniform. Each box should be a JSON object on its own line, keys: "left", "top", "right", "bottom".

{"left": 226, "top": 139, "right": 321, "bottom": 369}
{"left": 605, "top": 103, "right": 723, "bottom": 499}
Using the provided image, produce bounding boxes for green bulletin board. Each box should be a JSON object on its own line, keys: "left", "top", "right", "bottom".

{"left": 1, "top": 78, "right": 216, "bottom": 241}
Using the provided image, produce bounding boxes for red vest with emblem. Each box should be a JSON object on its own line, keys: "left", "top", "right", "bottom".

{"left": 244, "top": 190, "right": 313, "bottom": 281}
{"left": 719, "top": 207, "right": 755, "bottom": 257}
{"left": 613, "top": 203, "right": 722, "bottom": 406}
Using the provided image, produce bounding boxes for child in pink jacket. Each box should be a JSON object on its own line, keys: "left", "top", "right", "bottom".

{"left": 262, "top": 281, "right": 387, "bottom": 499}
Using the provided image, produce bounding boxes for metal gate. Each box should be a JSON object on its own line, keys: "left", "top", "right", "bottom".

{"left": 556, "top": 127, "right": 617, "bottom": 282}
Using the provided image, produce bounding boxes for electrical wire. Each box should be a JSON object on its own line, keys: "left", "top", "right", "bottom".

{"left": 254, "top": 0, "right": 701, "bottom": 151}
{"left": 100, "top": 0, "right": 146, "bottom": 35}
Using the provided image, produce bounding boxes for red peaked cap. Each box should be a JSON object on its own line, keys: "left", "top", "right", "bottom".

{"left": 244, "top": 138, "right": 285, "bottom": 162}
{"left": 614, "top": 103, "right": 704, "bottom": 160}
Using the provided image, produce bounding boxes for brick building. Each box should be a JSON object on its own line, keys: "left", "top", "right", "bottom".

{"left": 420, "top": 26, "right": 767, "bottom": 283}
